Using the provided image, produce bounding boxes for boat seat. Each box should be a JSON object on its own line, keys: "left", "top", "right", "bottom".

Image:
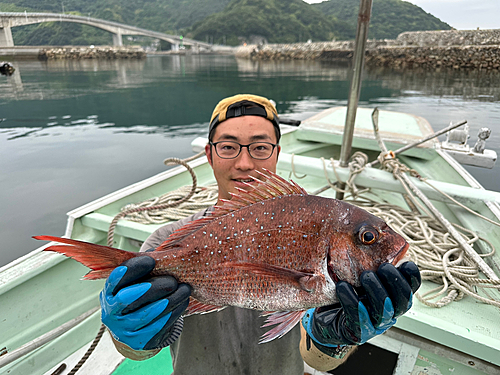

{"left": 295, "top": 107, "right": 438, "bottom": 160}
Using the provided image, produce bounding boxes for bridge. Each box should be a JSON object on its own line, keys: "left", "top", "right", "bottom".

{"left": 0, "top": 12, "right": 212, "bottom": 50}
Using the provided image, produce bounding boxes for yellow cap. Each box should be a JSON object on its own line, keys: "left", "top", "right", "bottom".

{"left": 209, "top": 94, "right": 280, "bottom": 141}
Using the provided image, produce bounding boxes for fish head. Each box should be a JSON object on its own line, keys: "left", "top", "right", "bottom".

{"left": 325, "top": 203, "right": 409, "bottom": 287}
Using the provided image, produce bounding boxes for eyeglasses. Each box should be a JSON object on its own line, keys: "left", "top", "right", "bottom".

{"left": 210, "top": 141, "right": 278, "bottom": 160}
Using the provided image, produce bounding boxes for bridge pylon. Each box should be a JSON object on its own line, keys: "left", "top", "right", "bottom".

{"left": 0, "top": 26, "right": 14, "bottom": 47}
{"left": 112, "top": 31, "right": 123, "bottom": 46}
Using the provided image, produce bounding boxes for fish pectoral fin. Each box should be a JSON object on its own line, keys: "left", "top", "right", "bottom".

{"left": 298, "top": 275, "right": 324, "bottom": 293}
{"left": 225, "top": 262, "right": 316, "bottom": 291}
{"left": 185, "top": 298, "right": 226, "bottom": 316}
{"left": 259, "top": 310, "right": 306, "bottom": 343}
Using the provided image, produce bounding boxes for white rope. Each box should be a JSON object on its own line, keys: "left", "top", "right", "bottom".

{"left": 121, "top": 184, "right": 218, "bottom": 223}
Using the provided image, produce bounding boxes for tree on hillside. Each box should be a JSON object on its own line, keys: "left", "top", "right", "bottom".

{"left": 314, "top": 0, "right": 451, "bottom": 39}
{"left": 189, "top": 0, "right": 340, "bottom": 45}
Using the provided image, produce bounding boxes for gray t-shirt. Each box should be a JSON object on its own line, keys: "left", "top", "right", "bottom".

{"left": 140, "top": 208, "right": 303, "bottom": 375}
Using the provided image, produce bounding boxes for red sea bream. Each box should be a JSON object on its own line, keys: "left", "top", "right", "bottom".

{"left": 36, "top": 170, "right": 409, "bottom": 342}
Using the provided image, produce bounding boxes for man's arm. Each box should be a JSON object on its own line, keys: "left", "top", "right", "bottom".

{"left": 300, "top": 325, "right": 356, "bottom": 371}
{"left": 111, "top": 336, "right": 161, "bottom": 361}
{"left": 300, "top": 262, "right": 421, "bottom": 371}
{"left": 102, "top": 209, "right": 211, "bottom": 360}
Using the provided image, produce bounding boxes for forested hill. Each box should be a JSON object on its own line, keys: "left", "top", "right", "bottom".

{"left": 0, "top": 0, "right": 451, "bottom": 46}
{"left": 189, "top": 0, "right": 350, "bottom": 45}
{"left": 313, "top": 0, "right": 451, "bottom": 40}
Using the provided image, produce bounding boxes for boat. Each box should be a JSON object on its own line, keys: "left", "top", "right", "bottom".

{"left": 1, "top": 100, "right": 499, "bottom": 375}
{"left": 1, "top": 2, "right": 500, "bottom": 375}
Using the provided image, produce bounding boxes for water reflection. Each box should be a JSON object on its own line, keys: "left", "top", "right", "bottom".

{"left": 1, "top": 55, "right": 499, "bottom": 266}
{"left": 367, "top": 66, "right": 500, "bottom": 101}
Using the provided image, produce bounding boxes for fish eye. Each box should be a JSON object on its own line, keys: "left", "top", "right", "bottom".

{"left": 359, "top": 227, "right": 378, "bottom": 245}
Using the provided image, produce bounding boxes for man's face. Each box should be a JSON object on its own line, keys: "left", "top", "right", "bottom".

{"left": 205, "top": 116, "right": 280, "bottom": 204}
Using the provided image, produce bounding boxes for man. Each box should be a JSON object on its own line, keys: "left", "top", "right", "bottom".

{"left": 100, "top": 94, "right": 421, "bottom": 374}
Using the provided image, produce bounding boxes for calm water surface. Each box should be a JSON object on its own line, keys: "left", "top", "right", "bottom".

{"left": 1, "top": 55, "right": 499, "bottom": 266}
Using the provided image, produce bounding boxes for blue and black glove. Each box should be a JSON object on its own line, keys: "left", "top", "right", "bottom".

{"left": 100, "top": 256, "right": 191, "bottom": 351}
{"left": 302, "top": 262, "right": 421, "bottom": 355}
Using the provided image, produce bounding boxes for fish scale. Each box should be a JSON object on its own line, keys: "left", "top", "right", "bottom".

{"left": 35, "top": 169, "right": 409, "bottom": 342}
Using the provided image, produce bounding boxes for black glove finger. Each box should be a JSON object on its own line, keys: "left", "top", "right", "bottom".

{"left": 376, "top": 263, "right": 412, "bottom": 317}
{"left": 398, "top": 261, "right": 421, "bottom": 294}
{"left": 336, "top": 281, "right": 361, "bottom": 323}
{"left": 314, "top": 304, "right": 342, "bottom": 327}
{"left": 146, "top": 283, "right": 192, "bottom": 324}
{"left": 360, "top": 270, "right": 390, "bottom": 327}
{"left": 144, "top": 297, "right": 190, "bottom": 350}
{"left": 161, "top": 283, "right": 192, "bottom": 314}
{"left": 122, "top": 276, "right": 180, "bottom": 314}
{"left": 112, "top": 256, "right": 156, "bottom": 295}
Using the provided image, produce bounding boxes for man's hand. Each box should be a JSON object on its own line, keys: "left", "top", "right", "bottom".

{"left": 100, "top": 256, "right": 191, "bottom": 351}
{"left": 302, "top": 262, "right": 421, "bottom": 351}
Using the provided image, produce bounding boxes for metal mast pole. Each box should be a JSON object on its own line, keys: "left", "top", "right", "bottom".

{"left": 336, "top": 0, "right": 373, "bottom": 200}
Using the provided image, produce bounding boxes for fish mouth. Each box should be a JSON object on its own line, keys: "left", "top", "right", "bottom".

{"left": 387, "top": 242, "right": 410, "bottom": 267}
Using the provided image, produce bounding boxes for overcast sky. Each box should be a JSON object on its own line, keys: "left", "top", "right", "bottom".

{"left": 305, "top": 0, "right": 499, "bottom": 30}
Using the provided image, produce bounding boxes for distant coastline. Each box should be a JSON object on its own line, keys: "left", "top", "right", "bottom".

{"left": 236, "top": 29, "right": 500, "bottom": 71}
{"left": 2, "top": 30, "right": 500, "bottom": 70}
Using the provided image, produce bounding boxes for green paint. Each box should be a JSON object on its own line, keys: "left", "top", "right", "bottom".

{"left": 413, "top": 349, "right": 488, "bottom": 375}
{"left": 113, "top": 348, "right": 173, "bottom": 375}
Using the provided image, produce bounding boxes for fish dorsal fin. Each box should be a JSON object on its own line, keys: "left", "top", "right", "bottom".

{"left": 156, "top": 169, "right": 306, "bottom": 252}
{"left": 213, "top": 169, "right": 307, "bottom": 217}
{"left": 155, "top": 216, "right": 214, "bottom": 251}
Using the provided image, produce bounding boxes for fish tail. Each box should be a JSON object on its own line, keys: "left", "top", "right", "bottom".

{"left": 34, "top": 235, "right": 137, "bottom": 280}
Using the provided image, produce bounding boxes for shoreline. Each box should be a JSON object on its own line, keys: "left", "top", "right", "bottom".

{"left": 2, "top": 30, "right": 500, "bottom": 70}
{"left": 235, "top": 29, "right": 500, "bottom": 71}
{"left": 0, "top": 45, "right": 146, "bottom": 60}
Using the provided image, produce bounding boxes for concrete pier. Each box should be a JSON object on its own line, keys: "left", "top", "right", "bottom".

{"left": 236, "top": 29, "right": 500, "bottom": 71}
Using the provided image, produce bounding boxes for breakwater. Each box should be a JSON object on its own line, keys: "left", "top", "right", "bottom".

{"left": 235, "top": 30, "right": 500, "bottom": 71}
{"left": 38, "top": 46, "right": 146, "bottom": 60}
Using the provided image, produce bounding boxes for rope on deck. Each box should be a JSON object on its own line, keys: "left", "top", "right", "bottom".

{"left": 119, "top": 183, "right": 218, "bottom": 224}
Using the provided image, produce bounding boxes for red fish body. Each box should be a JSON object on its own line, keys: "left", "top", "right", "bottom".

{"left": 36, "top": 170, "right": 408, "bottom": 342}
